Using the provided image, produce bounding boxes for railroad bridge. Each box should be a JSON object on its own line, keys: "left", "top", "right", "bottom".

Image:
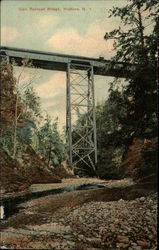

{"left": 0, "top": 46, "right": 136, "bottom": 172}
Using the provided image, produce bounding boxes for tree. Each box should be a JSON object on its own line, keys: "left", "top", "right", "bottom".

{"left": 22, "top": 86, "right": 41, "bottom": 122}
{"left": 12, "top": 59, "right": 38, "bottom": 158}
{"left": 37, "top": 116, "right": 66, "bottom": 167}
{"left": 99, "top": 0, "right": 159, "bottom": 180}
{"left": 0, "top": 59, "right": 23, "bottom": 155}
{"left": 0, "top": 58, "right": 39, "bottom": 158}
{"left": 104, "top": 0, "right": 158, "bottom": 139}
{"left": 0, "top": 60, "right": 17, "bottom": 131}
{"left": 18, "top": 86, "right": 41, "bottom": 148}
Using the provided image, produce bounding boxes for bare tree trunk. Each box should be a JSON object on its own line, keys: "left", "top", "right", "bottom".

{"left": 137, "top": 3, "right": 147, "bottom": 64}
{"left": 48, "top": 142, "right": 52, "bottom": 166}
{"left": 13, "top": 94, "right": 18, "bottom": 159}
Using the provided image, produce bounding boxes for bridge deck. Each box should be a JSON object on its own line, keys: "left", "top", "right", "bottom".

{"left": 0, "top": 46, "right": 135, "bottom": 77}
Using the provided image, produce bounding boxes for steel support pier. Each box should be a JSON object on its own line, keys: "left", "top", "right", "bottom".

{"left": 66, "top": 63, "right": 97, "bottom": 172}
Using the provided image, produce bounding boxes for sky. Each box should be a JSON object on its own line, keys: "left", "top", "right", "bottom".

{"left": 1, "top": 0, "right": 152, "bottom": 130}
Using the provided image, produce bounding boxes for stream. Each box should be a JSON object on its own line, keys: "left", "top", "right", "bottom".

{"left": 0, "top": 183, "right": 106, "bottom": 220}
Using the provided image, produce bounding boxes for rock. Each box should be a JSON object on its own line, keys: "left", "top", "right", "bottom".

{"left": 131, "top": 242, "right": 137, "bottom": 246}
{"left": 117, "top": 235, "right": 130, "bottom": 243}
{"left": 131, "top": 247, "right": 141, "bottom": 250}
{"left": 119, "top": 199, "right": 124, "bottom": 202}
{"left": 137, "top": 240, "right": 150, "bottom": 248}
{"left": 140, "top": 197, "right": 146, "bottom": 202}
{"left": 86, "top": 237, "right": 96, "bottom": 243}
{"left": 117, "top": 243, "right": 130, "bottom": 248}
{"left": 146, "top": 211, "right": 151, "bottom": 217}
{"left": 64, "top": 235, "right": 72, "bottom": 240}
{"left": 149, "top": 199, "right": 153, "bottom": 204}
{"left": 99, "top": 226, "right": 105, "bottom": 233}
{"left": 78, "top": 234, "right": 84, "bottom": 240}
{"left": 114, "top": 218, "right": 119, "bottom": 224}
{"left": 110, "top": 224, "right": 115, "bottom": 231}
{"left": 66, "top": 240, "right": 75, "bottom": 247}
{"left": 78, "top": 216, "right": 83, "bottom": 221}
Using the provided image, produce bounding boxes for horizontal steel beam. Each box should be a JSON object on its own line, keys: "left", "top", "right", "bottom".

{"left": 0, "top": 46, "right": 136, "bottom": 78}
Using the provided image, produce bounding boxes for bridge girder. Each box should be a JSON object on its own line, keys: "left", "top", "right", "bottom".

{"left": 0, "top": 46, "right": 136, "bottom": 78}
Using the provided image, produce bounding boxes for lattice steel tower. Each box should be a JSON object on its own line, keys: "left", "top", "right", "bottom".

{"left": 66, "top": 62, "right": 97, "bottom": 173}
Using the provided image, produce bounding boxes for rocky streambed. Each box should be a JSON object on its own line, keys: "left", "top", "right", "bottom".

{"left": 0, "top": 178, "right": 157, "bottom": 249}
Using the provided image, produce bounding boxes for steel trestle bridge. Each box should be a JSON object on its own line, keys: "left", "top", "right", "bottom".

{"left": 0, "top": 46, "right": 135, "bottom": 172}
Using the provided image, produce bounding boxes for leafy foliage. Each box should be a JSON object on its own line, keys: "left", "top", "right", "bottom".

{"left": 1, "top": 62, "right": 67, "bottom": 170}
{"left": 22, "top": 86, "right": 41, "bottom": 121}
{"left": 137, "top": 138, "right": 158, "bottom": 180}
{"left": 0, "top": 60, "right": 20, "bottom": 130}
{"left": 36, "top": 116, "right": 66, "bottom": 167}
{"left": 104, "top": 0, "right": 158, "bottom": 137}
{"left": 99, "top": 0, "right": 158, "bottom": 179}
